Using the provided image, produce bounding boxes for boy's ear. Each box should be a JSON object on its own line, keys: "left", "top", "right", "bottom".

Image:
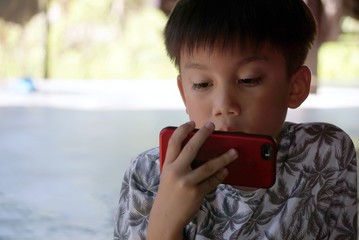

{"left": 288, "top": 66, "right": 311, "bottom": 109}
{"left": 177, "top": 75, "right": 188, "bottom": 107}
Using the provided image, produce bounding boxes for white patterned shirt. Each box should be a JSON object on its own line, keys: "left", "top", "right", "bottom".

{"left": 114, "top": 122, "right": 357, "bottom": 239}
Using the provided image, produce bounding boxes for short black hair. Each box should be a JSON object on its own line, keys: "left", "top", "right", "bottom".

{"left": 164, "top": 0, "right": 317, "bottom": 75}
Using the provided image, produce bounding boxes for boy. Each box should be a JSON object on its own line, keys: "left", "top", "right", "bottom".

{"left": 114, "top": 0, "right": 358, "bottom": 239}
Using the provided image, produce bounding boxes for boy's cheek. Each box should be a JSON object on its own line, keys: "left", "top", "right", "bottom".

{"left": 186, "top": 108, "right": 208, "bottom": 128}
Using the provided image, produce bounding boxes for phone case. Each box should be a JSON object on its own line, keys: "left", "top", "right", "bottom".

{"left": 159, "top": 127, "right": 277, "bottom": 188}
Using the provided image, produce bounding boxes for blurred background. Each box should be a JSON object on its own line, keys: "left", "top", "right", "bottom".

{"left": 0, "top": 0, "right": 358, "bottom": 239}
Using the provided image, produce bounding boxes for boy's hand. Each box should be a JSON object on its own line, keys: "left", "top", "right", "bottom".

{"left": 147, "top": 121, "right": 238, "bottom": 240}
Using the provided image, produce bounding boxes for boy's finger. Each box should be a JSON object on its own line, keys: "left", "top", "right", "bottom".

{"left": 164, "top": 121, "right": 195, "bottom": 165}
{"left": 187, "top": 148, "right": 237, "bottom": 184}
{"left": 199, "top": 168, "right": 229, "bottom": 194}
{"left": 175, "top": 122, "right": 215, "bottom": 169}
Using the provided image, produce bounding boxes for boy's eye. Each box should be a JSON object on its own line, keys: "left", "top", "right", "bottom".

{"left": 192, "top": 82, "right": 212, "bottom": 90}
{"left": 237, "top": 77, "right": 262, "bottom": 86}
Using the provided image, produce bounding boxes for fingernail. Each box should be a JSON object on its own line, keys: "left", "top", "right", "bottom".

{"left": 204, "top": 121, "right": 214, "bottom": 130}
{"left": 187, "top": 121, "right": 195, "bottom": 127}
{"left": 228, "top": 149, "right": 238, "bottom": 159}
{"left": 221, "top": 168, "right": 229, "bottom": 177}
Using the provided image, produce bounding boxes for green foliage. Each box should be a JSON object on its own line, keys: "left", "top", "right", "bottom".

{"left": 318, "top": 36, "right": 359, "bottom": 86}
{"left": 0, "top": 0, "right": 177, "bottom": 80}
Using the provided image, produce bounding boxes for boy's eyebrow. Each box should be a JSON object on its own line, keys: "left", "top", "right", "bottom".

{"left": 184, "top": 56, "right": 268, "bottom": 70}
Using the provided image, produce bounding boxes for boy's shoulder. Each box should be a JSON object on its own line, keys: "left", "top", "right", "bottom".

{"left": 281, "top": 121, "right": 356, "bottom": 167}
{"left": 128, "top": 147, "right": 160, "bottom": 174}
{"left": 123, "top": 147, "right": 161, "bottom": 192}
{"left": 283, "top": 121, "right": 353, "bottom": 141}
{"left": 136, "top": 147, "right": 160, "bottom": 161}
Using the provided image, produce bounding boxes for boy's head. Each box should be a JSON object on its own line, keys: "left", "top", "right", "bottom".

{"left": 164, "top": 0, "right": 317, "bottom": 76}
{"left": 163, "top": 0, "right": 317, "bottom": 138}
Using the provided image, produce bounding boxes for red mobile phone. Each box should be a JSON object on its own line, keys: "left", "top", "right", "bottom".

{"left": 159, "top": 127, "right": 277, "bottom": 188}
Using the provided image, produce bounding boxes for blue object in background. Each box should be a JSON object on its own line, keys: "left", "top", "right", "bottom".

{"left": 16, "top": 76, "right": 37, "bottom": 93}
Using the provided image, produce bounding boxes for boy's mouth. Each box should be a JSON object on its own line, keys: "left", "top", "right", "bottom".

{"left": 216, "top": 125, "right": 241, "bottom": 132}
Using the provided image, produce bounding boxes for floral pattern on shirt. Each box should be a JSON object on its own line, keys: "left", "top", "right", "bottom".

{"left": 114, "top": 122, "right": 357, "bottom": 240}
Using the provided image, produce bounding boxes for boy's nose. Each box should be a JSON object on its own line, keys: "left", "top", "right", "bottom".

{"left": 212, "top": 89, "right": 241, "bottom": 117}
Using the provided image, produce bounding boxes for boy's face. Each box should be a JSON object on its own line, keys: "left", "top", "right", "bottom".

{"left": 177, "top": 44, "right": 305, "bottom": 138}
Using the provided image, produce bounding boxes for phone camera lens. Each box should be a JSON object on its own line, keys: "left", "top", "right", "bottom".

{"left": 261, "top": 143, "right": 273, "bottom": 160}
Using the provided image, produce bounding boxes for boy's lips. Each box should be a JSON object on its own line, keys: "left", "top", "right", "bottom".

{"left": 216, "top": 125, "right": 241, "bottom": 132}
